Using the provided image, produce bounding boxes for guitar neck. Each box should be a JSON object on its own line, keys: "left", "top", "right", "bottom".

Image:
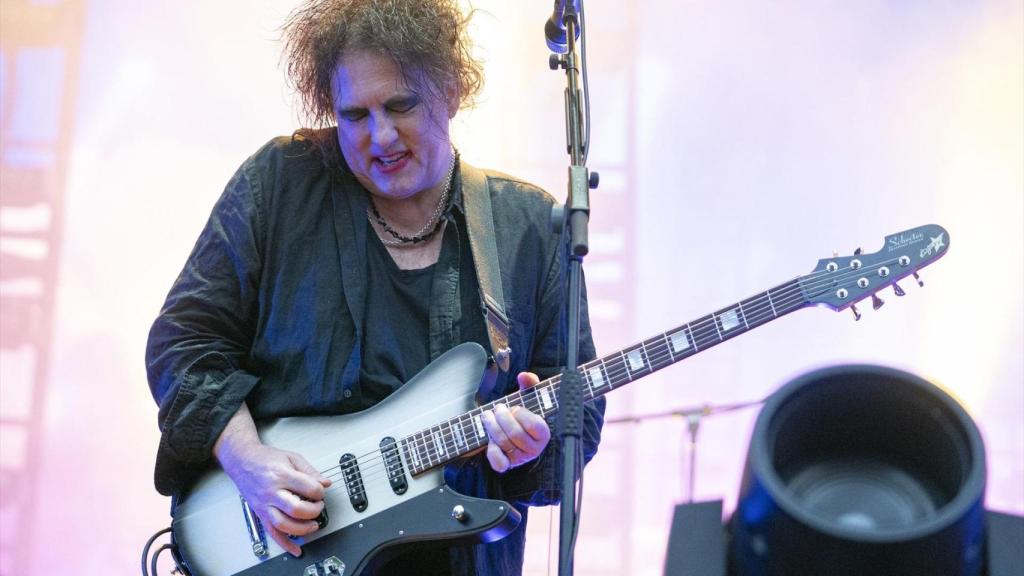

{"left": 401, "top": 278, "right": 808, "bottom": 474}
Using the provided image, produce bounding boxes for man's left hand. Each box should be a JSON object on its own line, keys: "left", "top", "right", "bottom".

{"left": 481, "top": 372, "right": 551, "bottom": 473}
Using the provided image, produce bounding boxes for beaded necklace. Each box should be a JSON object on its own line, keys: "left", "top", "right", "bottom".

{"left": 367, "top": 151, "right": 456, "bottom": 247}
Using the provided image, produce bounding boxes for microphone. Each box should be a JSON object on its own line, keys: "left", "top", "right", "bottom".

{"left": 544, "top": 0, "right": 581, "bottom": 53}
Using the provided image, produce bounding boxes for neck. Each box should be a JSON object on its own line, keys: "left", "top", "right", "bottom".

{"left": 371, "top": 152, "right": 455, "bottom": 233}
{"left": 372, "top": 184, "right": 446, "bottom": 232}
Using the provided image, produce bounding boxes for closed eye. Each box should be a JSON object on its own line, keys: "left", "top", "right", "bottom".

{"left": 338, "top": 109, "right": 368, "bottom": 122}
{"left": 387, "top": 96, "right": 420, "bottom": 114}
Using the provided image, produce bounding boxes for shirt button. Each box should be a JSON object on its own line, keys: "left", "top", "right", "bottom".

{"left": 343, "top": 389, "right": 353, "bottom": 399}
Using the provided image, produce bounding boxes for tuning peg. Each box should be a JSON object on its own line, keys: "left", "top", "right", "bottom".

{"left": 912, "top": 272, "right": 924, "bottom": 287}
{"left": 893, "top": 282, "right": 906, "bottom": 297}
{"left": 850, "top": 303, "right": 862, "bottom": 321}
{"left": 872, "top": 294, "right": 885, "bottom": 310}
{"left": 854, "top": 247, "right": 863, "bottom": 255}
{"left": 832, "top": 250, "right": 838, "bottom": 257}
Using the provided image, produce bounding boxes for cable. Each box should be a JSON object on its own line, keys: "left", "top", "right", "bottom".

{"left": 141, "top": 527, "right": 172, "bottom": 576}
{"left": 151, "top": 543, "right": 173, "bottom": 576}
{"left": 580, "top": 0, "right": 592, "bottom": 165}
{"left": 569, "top": 441, "right": 585, "bottom": 555}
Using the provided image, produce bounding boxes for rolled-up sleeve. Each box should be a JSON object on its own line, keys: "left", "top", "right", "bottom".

{"left": 145, "top": 164, "right": 264, "bottom": 496}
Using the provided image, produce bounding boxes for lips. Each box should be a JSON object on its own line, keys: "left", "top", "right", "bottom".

{"left": 375, "top": 152, "right": 410, "bottom": 174}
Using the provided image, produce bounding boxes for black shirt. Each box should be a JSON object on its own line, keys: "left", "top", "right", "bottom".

{"left": 359, "top": 232, "right": 436, "bottom": 408}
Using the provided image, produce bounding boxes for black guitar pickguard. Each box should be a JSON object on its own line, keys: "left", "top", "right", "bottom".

{"left": 226, "top": 486, "right": 521, "bottom": 576}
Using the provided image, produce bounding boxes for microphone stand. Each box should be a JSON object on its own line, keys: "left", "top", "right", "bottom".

{"left": 548, "top": 3, "right": 597, "bottom": 575}
{"left": 605, "top": 399, "right": 765, "bottom": 503}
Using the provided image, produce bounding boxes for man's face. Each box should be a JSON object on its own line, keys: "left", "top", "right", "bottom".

{"left": 332, "top": 50, "right": 455, "bottom": 202}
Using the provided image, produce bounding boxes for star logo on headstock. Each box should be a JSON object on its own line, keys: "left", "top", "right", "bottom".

{"left": 920, "top": 232, "right": 946, "bottom": 257}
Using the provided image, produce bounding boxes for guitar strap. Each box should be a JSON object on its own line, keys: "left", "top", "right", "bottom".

{"left": 460, "top": 160, "right": 513, "bottom": 373}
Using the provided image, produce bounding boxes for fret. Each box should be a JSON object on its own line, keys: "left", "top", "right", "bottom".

{"left": 583, "top": 365, "right": 597, "bottom": 396}
{"left": 637, "top": 340, "right": 651, "bottom": 372}
{"left": 740, "top": 292, "right": 772, "bottom": 328}
{"left": 662, "top": 332, "right": 677, "bottom": 363}
{"left": 409, "top": 436, "right": 423, "bottom": 471}
{"left": 462, "top": 417, "right": 481, "bottom": 450}
{"left": 718, "top": 308, "right": 741, "bottom": 332}
{"left": 539, "top": 384, "right": 556, "bottom": 412}
{"left": 773, "top": 280, "right": 806, "bottom": 314}
{"left": 472, "top": 413, "right": 486, "bottom": 441}
{"left": 433, "top": 429, "right": 447, "bottom": 461}
{"left": 690, "top": 315, "right": 717, "bottom": 351}
{"left": 453, "top": 418, "right": 467, "bottom": 451}
{"left": 668, "top": 326, "right": 693, "bottom": 355}
{"left": 604, "top": 353, "right": 628, "bottom": 387}
{"left": 642, "top": 335, "right": 671, "bottom": 371}
{"left": 624, "top": 346, "right": 647, "bottom": 377}
{"left": 736, "top": 301, "right": 750, "bottom": 330}
{"left": 398, "top": 275, "right": 815, "bottom": 478}
{"left": 423, "top": 430, "right": 437, "bottom": 466}
{"left": 587, "top": 364, "right": 607, "bottom": 393}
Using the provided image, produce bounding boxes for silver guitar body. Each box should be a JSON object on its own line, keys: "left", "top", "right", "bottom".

{"left": 171, "top": 343, "right": 520, "bottom": 576}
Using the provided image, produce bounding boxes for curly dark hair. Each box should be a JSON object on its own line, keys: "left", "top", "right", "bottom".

{"left": 282, "top": 0, "right": 484, "bottom": 132}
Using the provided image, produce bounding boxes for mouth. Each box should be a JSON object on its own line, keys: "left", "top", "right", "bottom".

{"left": 376, "top": 152, "right": 410, "bottom": 171}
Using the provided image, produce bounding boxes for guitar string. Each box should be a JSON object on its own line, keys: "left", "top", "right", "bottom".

{"left": 317, "top": 255, "right": 909, "bottom": 491}
{"left": 316, "top": 256, "right": 911, "bottom": 492}
{"left": 319, "top": 255, "right": 909, "bottom": 495}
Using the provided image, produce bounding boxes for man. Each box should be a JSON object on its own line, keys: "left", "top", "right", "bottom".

{"left": 146, "top": 1, "right": 604, "bottom": 574}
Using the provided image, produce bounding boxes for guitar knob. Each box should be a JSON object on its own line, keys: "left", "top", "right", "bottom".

{"left": 893, "top": 282, "right": 906, "bottom": 297}
{"left": 872, "top": 294, "right": 885, "bottom": 310}
{"left": 913, "top": 272, "right": 924, "bottom": 287}
{"left": 850, "top": 304, "right": 862, "bottom": 321}
{"left": 452, "top": 505, "right": 468, "bottom": 522}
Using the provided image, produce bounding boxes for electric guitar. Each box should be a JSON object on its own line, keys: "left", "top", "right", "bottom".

{"left": 171, "top": 224, "right": 950, "bottom": 576}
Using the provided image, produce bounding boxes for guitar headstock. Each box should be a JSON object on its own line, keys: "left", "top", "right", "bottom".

{"left": 800, "top": 224, "right": 949, "bottom": 314}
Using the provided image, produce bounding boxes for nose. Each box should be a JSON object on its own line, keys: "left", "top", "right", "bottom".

{"left": 368, "top": 112, "right": 398, "bottom": 151}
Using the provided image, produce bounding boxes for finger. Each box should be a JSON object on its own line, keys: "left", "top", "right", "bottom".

{"left": 511, "top": 406, "right": 551, "bottom": 448}
{"left": 274, "top": 489, "right": 325, "bottom": 520}
{"left": 517, "top": 371, "right": 540, "bottom": 390}
{"left": 288, "top": 452, "right": 332, "bottom": 488}
{"left": 482, "top": 406, "right": 514, "bottom": 451}
{"left": 491, "top": 404, "right": 535, "bottom": 453}
{"left": 266, "top": 505, "right": 320, "bottom": 538}
{"left": 266, "top": 523, "right": 303, "bottom": 557}
{"left": 485, "top": 440, "right": 513, "bottom": 473}
{"left": 280, "top": 466, "right": 327, "bottom": 501}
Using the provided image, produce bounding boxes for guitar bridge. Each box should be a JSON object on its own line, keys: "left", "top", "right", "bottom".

{"left": 238, "top": 496, "right": 269, "bottom": 559}
{"left": 304, "top": 556, "right": 345, "bottom": 576}
{"left": 380, "top": 436, "right": 408, "bottom": 495}
{"left": 339, "top": 453, "right": 367, "bottom": 512}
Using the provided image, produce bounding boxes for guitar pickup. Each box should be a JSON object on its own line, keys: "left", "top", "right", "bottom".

{"left": 380, "top": 437, "right": 408, "bottom": 495}
{"left": 339, "top": 453, "right": 367, "bottom": 512}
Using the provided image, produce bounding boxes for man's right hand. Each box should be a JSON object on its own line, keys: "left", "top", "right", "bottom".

{"left": 214, "top": 403, "right": 332, "bottom": 557}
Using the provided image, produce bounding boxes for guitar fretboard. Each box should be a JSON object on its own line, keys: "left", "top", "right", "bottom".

{"left": 400, "top": 278, "right": 809, "bottom": 474}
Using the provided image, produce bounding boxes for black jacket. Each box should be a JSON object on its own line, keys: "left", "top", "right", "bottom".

{"left": 146, "top": 131, "right": 604, "bottom": 574}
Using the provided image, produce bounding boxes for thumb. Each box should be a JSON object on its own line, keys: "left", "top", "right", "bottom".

{"left": 517, "top": 371, "right": 540, "bottom": 391}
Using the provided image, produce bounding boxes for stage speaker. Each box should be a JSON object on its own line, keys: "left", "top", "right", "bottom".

{"left": 664, "top": 500, "right": 726, "bottom": 576}
{"left": 985, "top": 510, "right": 1024, "bottom": 576}
{"left": 730, "top": 364, "right": 987, "bottom": 576}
